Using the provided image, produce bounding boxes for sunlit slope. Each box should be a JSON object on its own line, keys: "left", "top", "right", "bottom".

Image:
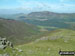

{"left": 16, "top": 29, "right": 75, "bottom": 56}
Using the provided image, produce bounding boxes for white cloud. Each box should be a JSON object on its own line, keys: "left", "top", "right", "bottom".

{"left": 17, "top": 0, "right": 51, "bottom": 11}
{"left": 63, "top": 4, "right": 75, "bottom": 7}
{"left": 60, "top": 0, "right": 64, "bottom": 3}
{"left": 16, "top": 0, "right": 75, "bottom": 13}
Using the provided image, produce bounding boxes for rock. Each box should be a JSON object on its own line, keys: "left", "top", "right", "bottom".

{"left": 9, "top": 42, "right": 13, "bottom": 48}
{"left": 18, "top": 49, "right": 23, "bottom": 52}
{"left": 0, "top": 37, "right": 2, "bottom": 41}
{"left": 0, "top": 45, "right": 7, "bottom": 49}
{"left": 2, "top": 38, "right": 7, "bottom": 42}
{"left": 0, "top": 53, "right": 10, "bottom": 56}
{"left": 0, "top": 41, "right": 3, "bottom": 45}
{"left": 6, "top": 41, "right": 10, "bottom": 46}
{"left": 0, "top": 54, "right": 2, "bottom": 56}
{"left": 0, "top": 37, "right": 14, "bottom": 49}
{"left": 3, "top": 53, "right": 10, "bottom": 56}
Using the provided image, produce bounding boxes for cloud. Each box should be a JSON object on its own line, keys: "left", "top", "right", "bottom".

{"left": 17, "top": 0, "right": 50, "bottom": 11}
{"left": 63, "top": 4, "right": 75, "bottom": 7}
{"left": 16, "top": 0, "right": 75, "bottom": 13}
{"left": 60, "top": 0, "right": 64, "bottom": 3}
{"left": 60, "top": 0, "right": 75, "bottom": 3}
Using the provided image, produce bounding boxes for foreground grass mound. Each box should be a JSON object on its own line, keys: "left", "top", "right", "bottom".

{"left": 0, "top": 47, "right": 23, "bottom": 56}
{"left": 16, "top": 29, "right": 75, "bottom": 56}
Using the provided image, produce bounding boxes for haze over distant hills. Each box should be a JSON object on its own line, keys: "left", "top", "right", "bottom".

{"left": 1, "top": 11, "right": 75, "bottom": 30}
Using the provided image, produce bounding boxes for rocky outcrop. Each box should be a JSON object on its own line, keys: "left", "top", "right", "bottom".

{"left": 0, "top": 37, "right": 13, "bottom": 49}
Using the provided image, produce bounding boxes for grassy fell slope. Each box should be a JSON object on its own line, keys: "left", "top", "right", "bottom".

{"left": 16, "top": 29, "right": 75, "bottom": 56}
{"left": 0, "top": 18, "right": 41, "bottom": 45}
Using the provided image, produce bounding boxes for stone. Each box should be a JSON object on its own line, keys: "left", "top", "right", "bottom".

{"left": 0, "top": 45, "right": 7, "bottom": 49}
{"left": 0, "top": 37, "right": 2, "bottom": 41}
{"left": 18, "top": 49, "right": 23, "bottom": 52}
{"left": 9, "top": 42, "right": 13, "bottom": 48}
{"left": 0, "top": 54, "right": 2, "bottom": 56}
{"left": 2, "top": 38, "right": 7, "bottom": 42}
{"left": 0, "top": 37, "right": 14, "bottom": 49}
{"left": 6, "top": 41, "right": 10, "bottom": 46}
{"left": 3, "top": 53, "right": 10, "bottom": 56}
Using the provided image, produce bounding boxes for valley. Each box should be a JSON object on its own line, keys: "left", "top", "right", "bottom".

{"left": 0, "top": 11, "right": 75, "bottom": 56}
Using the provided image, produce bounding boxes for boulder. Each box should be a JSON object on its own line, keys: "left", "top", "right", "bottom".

{"left": 3, "top": 53, "right": 10, "bottom": 56}
{"left": 18, "top": 49, "right": 23, "bottom": 52}
{"left": 0, "top": 54, "right": 2, "bottom": 56}
{"left": 0, "top": 37, "right": 13, "bottom": 49}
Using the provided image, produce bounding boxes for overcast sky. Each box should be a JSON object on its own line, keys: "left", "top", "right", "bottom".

{"left": 0, "top": 0, "right": 75, "bottom": 13}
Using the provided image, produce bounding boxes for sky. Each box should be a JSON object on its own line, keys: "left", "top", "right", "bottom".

{"left": 0, "top": 0, "right": 75, "bottom": 14}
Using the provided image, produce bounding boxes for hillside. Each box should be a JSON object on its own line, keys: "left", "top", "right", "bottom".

{"left": 0, "top": 29, "right": 75, "bottom": 56}
{"left": 15, "top": 29, "right": 75, "bottom": 56}
{"left": 0, "top": 18, "right": 42, "bottom": 45}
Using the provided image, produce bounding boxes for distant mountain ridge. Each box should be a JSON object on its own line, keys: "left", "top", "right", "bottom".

{"left": 24, "top": 11, "right": 75, "bottom": 30}
{"left": 0, "top": 11, "right": 75, "bottom": 30}
{"left": 27, "top": 11, "right": 75, "bottom": 19}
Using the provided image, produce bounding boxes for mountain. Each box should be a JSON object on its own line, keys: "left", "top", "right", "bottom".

{"left": 20, "top": 11, "right": 75, "bottom": 30}
{"left": 1, "top": 11, "right": 75, "bottom": 31}
{"left": 0, "top": 18, "right": 42, "bottom": 45}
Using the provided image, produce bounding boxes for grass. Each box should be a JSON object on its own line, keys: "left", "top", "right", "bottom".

{"left": 14, "top": 29, "right": 75, "bottom": 56}
{"left": 16, "top": 40, "right": 75, "bottom": 56}
{"left": 37, "top": 25, "right": 59, "bottom": 31}
{"left": 0, "top": 29, "right": 75, "bottom": 56}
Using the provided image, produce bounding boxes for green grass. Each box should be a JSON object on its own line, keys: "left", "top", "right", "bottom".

{"left": 38, "top": 26, "right": 58, "bottom": 29}
{"left": 13, "top": 29, "right": 75, "bottom": 56}
{"left": 37, "top": 25, "right": 59, "bottom": 31}
{"left": 0, "top": 29, "right": 75, "bottom": 56}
